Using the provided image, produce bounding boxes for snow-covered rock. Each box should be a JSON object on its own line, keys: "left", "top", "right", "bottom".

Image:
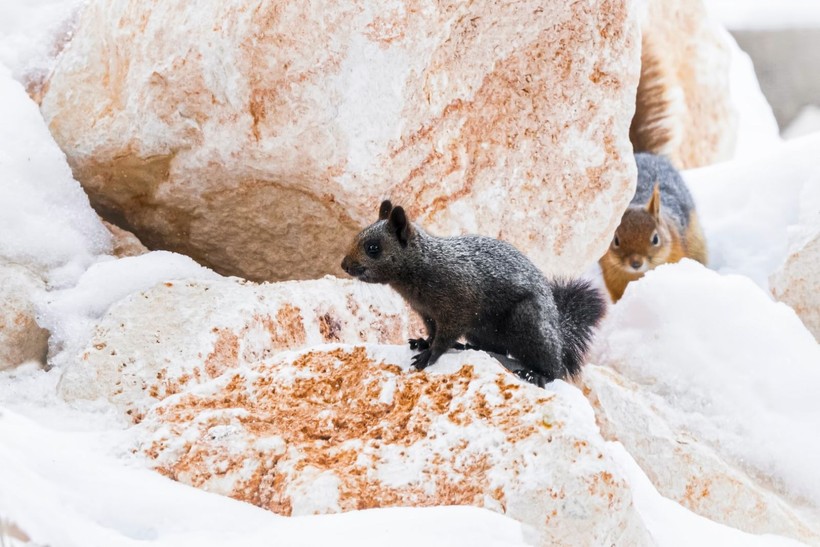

{"left": 0, "top": 263, "right": 49, "bottom": 370}
{"left": 588, "top": 260, "right": 820, "bottom": 542}
{"left": 40, "top": 0, "right": 641, "bottom": 282}
{"left": 138, "top": 345, "right": 648, "bottom": 545}
{"left": 58, "top": 276, "right": 422, "bottom": 421}
{"left": 771, "top": 173, "right": 820, "bottom": 341}
{"left": 639, "top": 0, "right": 737, "bottom": 168}
{"left": 585, "top": 367, "right": 820, "bottom": 543}
{"left": 0, "top": 408, "right": 535, "bottom": 547}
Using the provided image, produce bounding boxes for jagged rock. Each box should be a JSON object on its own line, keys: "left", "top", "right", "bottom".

{"left": 139, "top": 345, "right": 649, "bottom": 545}
{"left": 102, "top": 220, "right": 148, "bottom": 258}
{"left": 41, "top": 0, "right": 640, "bottom": 282}
{"left": 0, "top": 262, "right": 49, "bottom": 370}
{"left": 58, "top": 276, "right": 423, "bottom": 420}
{"left": 637, "top": 0, "right": 737, "bottom": 168}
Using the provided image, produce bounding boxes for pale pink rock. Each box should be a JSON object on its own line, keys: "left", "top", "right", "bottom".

{"left": 139, "top": 345, "right": 649, "bottom": 545}
{"left": 41, "top": 0, "right": 641, "bottom": 282}
{"left": 58, "top": 276, "right": 423, "bottom": 420}
{"left": 0, "top": 263, "right": 49, "bottom": 370}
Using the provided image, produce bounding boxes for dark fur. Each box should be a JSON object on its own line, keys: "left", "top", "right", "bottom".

{"left": 341, "top": 201, "right": 606, "bottom": 386}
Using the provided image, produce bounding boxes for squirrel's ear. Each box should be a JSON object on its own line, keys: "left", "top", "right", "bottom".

{"left": 378, "top": 200, "right": 393, "bottom": 220}
{"left": 388, "top": 206, "right": 412, "bottom": 247}
{"left": 646, "top": 183, "right": 661, "bottom": 219}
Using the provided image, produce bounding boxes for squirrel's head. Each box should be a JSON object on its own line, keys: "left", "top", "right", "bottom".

{"left": 605, "top": 183, "right": 672, "bottom": 274}
{"left": 341, "top": 200, "right": 415, "bottom": 284}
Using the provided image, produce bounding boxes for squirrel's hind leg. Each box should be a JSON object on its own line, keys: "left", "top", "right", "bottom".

{"left": 503, "top": 296, "right": 565, "bottom": 383}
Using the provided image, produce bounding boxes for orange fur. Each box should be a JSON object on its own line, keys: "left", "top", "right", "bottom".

{"left": 629, "top": 34, "right": 682, "bottom": 166}
{"left": 599, "top": 186, "right": 698, "bottom": 303}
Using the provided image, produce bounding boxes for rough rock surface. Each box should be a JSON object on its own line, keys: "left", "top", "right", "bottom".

{"left": 638, "top": 0, "right": 737, "bottom": 168}
{"left": 584, "top": 366, "right": 820, "bottom": 543}
{"left": 58, "top": 276, "right": 423, "bottom": 420}
{"left": 41, "top": 0, "right": 640, "bottom": 282}
{"left": 771, "top": 177, "right": 820, "bottom": 342}
{"left": 0, "top": 262, "right": 49, "bottom": 370}
{"left": 139, "top": 345, "right": 648, "bottom": 546}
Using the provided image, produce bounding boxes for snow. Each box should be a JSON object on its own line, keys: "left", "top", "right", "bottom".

{"left": 596, "top": 261, "right": 820, "bottom": 507}
{"left": 704, "top": 0, "right": 820, "bottom": 30}
{"left": 39, "top": 251, "right": 221, "bottom": 369}
{"left": 0, "top": 0, "right": 84, "bottom": 84}
{"left": 0, "top": 408, "right": 530, "bottom": 547}
{"left": 0, "top": 62, "right": 110, "bottom": 287}
{"left": 684, "top": 133, "right": 820, "bottom": 290}
{"left": 607, "top": 442, "right": 806, "bottom": 547}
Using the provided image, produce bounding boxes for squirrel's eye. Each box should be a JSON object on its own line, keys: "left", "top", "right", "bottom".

{"left": 365, "top": 241, "right": 381, "bottom": 258}
{"left": 613, "top": 234, "right": 620, "bottom": 248}
{"left": 651, "top": 232, "right": 660, "bottom": 246}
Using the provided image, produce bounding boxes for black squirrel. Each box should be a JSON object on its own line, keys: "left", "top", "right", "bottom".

{"left": 341, "top": 200, "right": 606, "bottom": 387}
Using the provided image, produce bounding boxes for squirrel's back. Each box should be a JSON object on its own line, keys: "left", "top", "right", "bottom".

{"left": 632, "top": 152, "right": 695, "bottom": 231}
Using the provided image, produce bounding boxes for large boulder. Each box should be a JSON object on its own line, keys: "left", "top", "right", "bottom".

{"left": 40, "top": 0, "right": 641, "bottom": 282}
{"left": 141, "top": 346, "right": 648, "bottom": 545}
{"left": 586, "top": 261, "right": 820, "bottom": 543}
{"left": 58, "top": 276, "right": 423, "bottom": 421}
{"left": 0, "top": 262, "right": 49, "bottom": 370}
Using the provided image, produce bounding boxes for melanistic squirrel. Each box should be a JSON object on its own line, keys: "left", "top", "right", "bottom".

{"left": 341, "top": 200, "right": 606, "bottom": 386}
{"left": 599, "top": 153, "right": 707, "bottom": 302}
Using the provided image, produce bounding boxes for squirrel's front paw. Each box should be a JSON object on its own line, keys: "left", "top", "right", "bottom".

{"left": 513, "top": 368, "right": 550, "bottom": 388}
{"left": 408, "top": 338, "right": 430, "bottom": 351}
{"left": 411, "top": 349, "right": 432, "bottom": 370}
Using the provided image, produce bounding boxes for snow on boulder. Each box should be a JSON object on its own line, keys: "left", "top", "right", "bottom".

{"left": 139, "top": 345, "right": 649, "bottom": 545}
{"left": 40, "top": 0, "right": 641, "bottom": 282}
{"left": 685, "top": 133, "right": 820, "bottom": 290}
{"left": 771, "top": 172, "right": 820, "bottom": 342}
{"left": 584, "top": 366, "right": 820, "bottom": 543}
{"left": 587, "top": 260, "right": 820, "bottom": 542}
{"left": 42, "top": 250, "right": 221, "bottom": 371}
{"left": 0, "top": 63, "right": 110, "bottom": 289}
{"left": 58, "top": 276, "right": 423, "bottom": 421}
{"left": 0, "top": 263, "right": 49, "bottom": 370}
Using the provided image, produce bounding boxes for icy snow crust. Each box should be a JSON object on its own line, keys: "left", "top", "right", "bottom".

{"left": 1, "top": 1, "right": 820, "bottom": 545}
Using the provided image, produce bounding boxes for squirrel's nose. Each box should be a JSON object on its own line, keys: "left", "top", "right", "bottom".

{"left": 341, "top": 256, "right": 364, "bottom": 276}
{"left": 629, "top": 257, "right": 644, "bottom": 270}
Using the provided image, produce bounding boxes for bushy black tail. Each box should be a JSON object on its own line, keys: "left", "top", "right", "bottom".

{"left": 549, "top": 279, "right": 607, "bottom": 378}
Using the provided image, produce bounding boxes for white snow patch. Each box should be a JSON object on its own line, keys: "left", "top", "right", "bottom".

{"left": 0, "top": 62, "right": 110, "bottom": 286}
{"left": 0, "top": 409, "right": 531, "bottom": 547}
{"left": 704, "top": 0, "right": 820, "bottom": 30}
{"left": 0, "top": 0, "right": 85, "bottom": 83}
{"left": 40, "top": 251, "right": 221, "bottom": 368}
{"left": 607, "top": 442, "right": 806, "bottom": 547}
{"left": 595, "top": 261, "right": 820, "bottom": 507}
{"left": 684, "top": 133, "right": 820, "bottom": 289}
{"left": 719, "top": 28, "right": 782, "bottom": 159}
